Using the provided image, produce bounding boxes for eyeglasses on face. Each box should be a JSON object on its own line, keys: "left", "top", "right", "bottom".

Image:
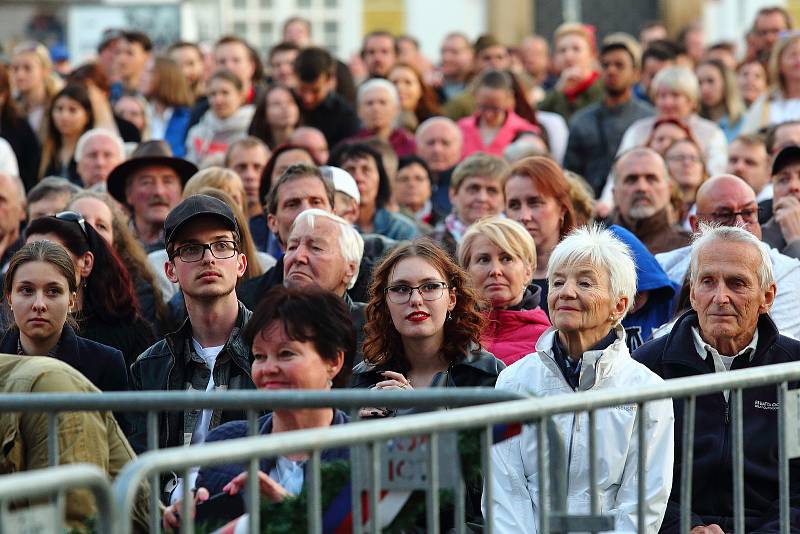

{"left": 385, "top": 281, "right": 449, "bottom": 304}
{"left": 698, "top": 207, "right": 762, "bottom": 225}
{"left": 170, "top": 240, "right": 238, "bottom": 262}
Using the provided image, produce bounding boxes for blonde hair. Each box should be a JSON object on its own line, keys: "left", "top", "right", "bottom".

{"left": 183, "top": 167, "right": 247, "bottom": 215}
{"left": 12, "top": 41, "right": 62, "bottom": 123}
{"left": 769, "top": 33, "right": 800, "bottom": 94}
{"left": 458, "top": 216, "right": 536, "bottom": 272}
{"left": 554, "top": 23, "right": 594, "bottom": 50}
{"left": 651, "top": 66, "right": 700, "bottom": 108}
{"left": 450, "top": 152, "right": 510, "bottom": 192}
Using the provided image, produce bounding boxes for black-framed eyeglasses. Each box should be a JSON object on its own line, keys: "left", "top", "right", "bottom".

{"left": 697, "top": 207, "right": 763, "bottom": 226}
{"left": 385, "top": 281, "right": 449, "bottom": 304}
{"left": 171, "top": 240, "right": 238, "bottom": 262}
{"left": 54, "top": 211, "right": 89, "bottom": 241}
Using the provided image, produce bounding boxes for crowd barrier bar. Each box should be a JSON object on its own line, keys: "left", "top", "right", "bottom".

{"left": 109, "top": 360, "right": 800, "bottom": 534}
{"left": 0, "top": 464, "right": 113, "bottom": 534}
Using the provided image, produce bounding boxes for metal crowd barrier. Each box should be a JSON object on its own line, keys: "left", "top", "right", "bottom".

{"left": 0, "top": 388, "right": 525, "bottom": 534}
{"left": 0, "top": 464, "right": 114, "bottom": 534}
{"left": 107, "top": 361, "right": 800, "bottom": 534}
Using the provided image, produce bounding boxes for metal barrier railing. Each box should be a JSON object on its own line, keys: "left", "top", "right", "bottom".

{"left": 0, "top": 464, "right": 114, "bottom": 534}
{"left": 109, "top": 361, "right": 800, "bottom": 534}
{"left": 0, "top": 388, "right": 526, "bottom": 534}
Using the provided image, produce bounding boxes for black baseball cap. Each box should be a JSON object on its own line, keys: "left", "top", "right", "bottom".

{"left": 772, "top": 145, "right": 800, "bottom": 176}
{"left": 164, "top": 194, "right": 238, "bottom": 247}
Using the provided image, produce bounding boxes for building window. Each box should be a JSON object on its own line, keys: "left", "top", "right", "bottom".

{"left": 297, "top": 0, "right": 312, "bottom": 7}
{"left": 260, "top": 0, "right": 272, "bottom": 6}
{"left": 233, "top": 0, "right": 247, "bottom": 8}
{"left": 324, "top": 0, "right": 337, "bottom": 7}
{"left": 259, "top": 22, "right": 273, "bottom": 45}
{"left": 233, "top": 21, "right": 248, "bottom": 35}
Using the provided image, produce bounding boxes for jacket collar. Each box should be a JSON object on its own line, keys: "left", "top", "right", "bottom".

{"left": 535, "top": 323, "right": 628, "bottom": 390}
{"left": 612, "top": 207, "right": 673, "bottom": 242}
{"left": 165, "top": 301, "right": 253, "bottom": 372}
{"left": 0, "top": 324, "right": 80, "bottom": 366}
{"left": 661, "top": 309, "right": 780, "bottom": 370}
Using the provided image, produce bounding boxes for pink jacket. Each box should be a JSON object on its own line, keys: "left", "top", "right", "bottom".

{"left": 458, "top": 111, "right": 540, "bottom": 158}
{"left": 481, "top": 306, "right": 551, "bottom": 366}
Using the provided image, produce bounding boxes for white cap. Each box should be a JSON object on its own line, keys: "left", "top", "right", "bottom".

{"left": 321, "top": 165, "right": 360, "bottom": 204}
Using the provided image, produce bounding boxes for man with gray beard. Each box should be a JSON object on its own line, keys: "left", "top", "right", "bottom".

{"left": 610, "top": 147, "right": 690, "bottom": 254}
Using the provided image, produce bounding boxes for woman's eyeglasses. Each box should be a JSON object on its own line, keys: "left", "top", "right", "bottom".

{"left": 54, "top": 211, "right": 89, "bottom": 241}
{"left": 385, "top": 282, "right": 448, "bottom": 304}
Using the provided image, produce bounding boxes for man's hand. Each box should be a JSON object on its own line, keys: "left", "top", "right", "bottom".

{"left": 773, "top": 196, "right": 800, "bottom": 243}
{"left": 223, "top": 470, "right": 292, "bottom": 503}
{"left": 162, "top": 487, "right": 209, "bottom": 531}
{"left": 690, "top": 524, "right": 725, "bottom": 534}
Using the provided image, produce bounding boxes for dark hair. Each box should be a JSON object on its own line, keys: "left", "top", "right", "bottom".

{"left": 294, "top": 47, "right": 335, "bottom": 82}
{"left": 330, "top": 142, "right": 392, "bottom": 208}
{"left": 642, "top": 40, "right": 679, "bottom": 64}
{"left": 475, "top": 69, "right": 514, "bottom": 92}
{"left": 362, "top": 30, "right": 398, "bottom": 56}
{"left": 754, "top": 6, "right": 793, "bottom": 31}
{"left": 168, "top": 40, "right": 202, "bottom": 56}
{"left": 398, "top": 155, "right": 432, "bottom": 182}
{"left": 362, "top": 238, "right": 486, "bottom": 370}
{"left": 269, "top": 41, "right": 300, "bottom": 61}
{"left": 215, "top": 36, "right": 264, "bottom": 84}
{"left": 766, "top": 120, "right": 800, "bottom": 153}
{"left": 242, "top": 285, "right": 355, "bottom": 388}
{"left": 208, "top": 68, "right": 243, "bottom": 92}
{"left": 248, "top": 85, "right": 301, "bottom": 148}
{"left": 67, "top": 62, "right": 111, "bottom": 94}
{"left": 122, "top": 30, "right": 153, "bottom": 52}
{"left": 4, "top": 240, "right": 79, "bottom": 331}
{"left": 600, "top": 42, "right": 637, "bottom": 68}
{"left": 0, "top": 63, "right": 21, "bottom": 125}
{"left": 39, "top": 84, "right": 95, "bottom": 180}
{"left": 265, "top": 162, "right": 333, "bottom": 216}
{"left": 260, "top": 144, "right": 316, "bottom": 207}
{"left": 25, "top": 214, "right": 142, "bottom": 322}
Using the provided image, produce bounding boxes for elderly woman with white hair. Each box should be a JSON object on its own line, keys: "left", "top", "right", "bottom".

{"left": 617, "top": 65, "right": 727, "bottom": 176}
{"left": 487, "top": 224, "right": 675, "bottom": 533}
{"left": 350, "top": 78, "right": 417, "bottom": 157}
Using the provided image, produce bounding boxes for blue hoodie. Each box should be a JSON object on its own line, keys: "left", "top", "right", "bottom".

{"left": 609, "top": 225, "right": 680, "bottom": 351}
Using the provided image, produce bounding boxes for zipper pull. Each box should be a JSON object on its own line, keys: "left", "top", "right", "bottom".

{"left": 724, "top": 400, "right": 729, "bottom": 424}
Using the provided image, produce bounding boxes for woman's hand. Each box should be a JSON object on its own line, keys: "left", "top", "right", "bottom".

{"left": 162, "top": 487, "right": 209, "bottom": 531}
{"left": 373, "top": 370, "right": 414, "bottom": 391}
{"left": 223, "top": 470, "right": 292, "bottom": 503}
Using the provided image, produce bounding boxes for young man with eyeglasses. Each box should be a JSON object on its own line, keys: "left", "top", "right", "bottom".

{"left": 654, "top": 174, "right": 800, "bottom": 340}
{"left": 129, "top": 194, "right": 255, "bottom": 500}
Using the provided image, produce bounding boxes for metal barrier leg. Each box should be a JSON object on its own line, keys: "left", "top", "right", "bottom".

{"left": 778, "top": 382, "right": 790, "bottom": 534}
{"left": 307, "top": 449, "right": 322, "bottom": 534}
{"left": 425, "top": 432, "right": 440, "bottom": 534}
{"left": 731, "top": 389, "right": 744, "bottom": 534}
{"left": 47, "top": 412, "right": 58, "bottom": 467}
{"left": 453, "top": 476, "right": 465, "bottom": 534}
{"left": 247, "top": 456, "right": 259, "bottom": 534}
{"left": 146, "top": 410, "right": 159, "bottom": 534}
{"left": 538, "top": 418, "right": 550, "bottom": 534}
{"left": 369, "top": 440, "right": 380, "bottom": 534}
{"left": 350, "top": 408, "right": 363, "bottom": 534}
{"left": 680, "top": 396, "right": 696, "bottom": 534}
{"left": 481, "top": 424, "right": 494, "bottom": 534}
{"left": 588, "top": 410, "right": 599, "bottom": 534}
{"left": 180, "top": 466, "right": 193, "bottom": 534}
{"left": 637, "top": 402, "right": 647, "bottom": 534}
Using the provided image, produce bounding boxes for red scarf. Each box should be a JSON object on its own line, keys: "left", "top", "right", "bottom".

{"left": 563, "top": 71, "right": 600, "bottom": 103}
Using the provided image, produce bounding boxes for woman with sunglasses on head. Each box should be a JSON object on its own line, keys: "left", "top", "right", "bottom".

{"left": 0, "top": 240, "right": 127, "bottom": 393}
{"left": 353, "top": 238, "right": 504, "bottom": 402}
{"left": 24, "top": 211, "right": 156, "bottom": 371}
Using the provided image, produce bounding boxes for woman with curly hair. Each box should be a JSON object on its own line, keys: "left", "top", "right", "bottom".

{"left": 352, "top": 238, "right": 504, "bottom": 401}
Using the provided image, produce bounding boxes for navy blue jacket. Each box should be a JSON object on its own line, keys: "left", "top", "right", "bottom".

{"left": 0, "top": 324, "right": 128, "bottom": 393}
{"left": 195, "top": 410, "right": 350, "bottom": 497}
{"left": 634, "top": 311, "right": 800, "bottom": 532}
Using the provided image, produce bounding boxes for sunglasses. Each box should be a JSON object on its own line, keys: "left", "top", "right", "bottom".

{"left": 54, "top": 211, "right": 89, "bottom": 241}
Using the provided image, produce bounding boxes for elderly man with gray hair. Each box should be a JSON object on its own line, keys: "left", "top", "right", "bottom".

{"left": 75, "top": 128, "right": 125, "bottom": 189}
{"left": 635, "top": 223, "right": 800, "bottom": 533}
{"left": 351, "top": 78, "right": 416, "bottom": 157}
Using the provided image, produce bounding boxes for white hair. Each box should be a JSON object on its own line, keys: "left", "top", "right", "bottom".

{"left": 357, "top": 78, "right": 400, "bottom": 106}
{"left": 547, "top": 224, "right": 638, "bottom": 321}
{"left": 415, "top": 116, "right": 463, "bottom": 146}
{"left": 0, "top": 172, "right": 25, "bottom": 206}
{"left": 292, "top": 208, "right": 365, "bottom": 290}
{"left": 75, "top": 128, "right": 125, "bottom": 162}
{"left": 651, "top": 65, "right": 700, "bottom": 106}
{"left": 689, "top": 223, "right": 774, "bottom": 291}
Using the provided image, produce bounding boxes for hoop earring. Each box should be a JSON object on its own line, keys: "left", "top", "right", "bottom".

{"left": 447, "top": 310, "right": 453, "bottom": 322}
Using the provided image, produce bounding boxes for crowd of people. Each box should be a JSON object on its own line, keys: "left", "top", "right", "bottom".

{"left": 0, "top": 6, "right": 798, "bottom": 533}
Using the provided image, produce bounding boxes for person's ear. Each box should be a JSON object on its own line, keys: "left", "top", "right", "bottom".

{"left": 79, "top": 251, "right": 94, "bottom": 279}
{"left": 448, "top": 286, "right": 457, "bottom": 311}
{"left": 342, "top": 260, "right": 357, "bottom": 289}
{"left": 267, "top": 213, "right": 279, "bottom": 237}
{"left": 68, "top": 291, "right": 77, "bottom": 312}
{"left": 523, "top": 261, "right": 534, "bottom": 284}
{"left": 236, "top": 252, "right": 248, "bottom": 278}
{"left": 613, "top": 295, "right": 628, "bottom": 319}
{"left": 165, "top": 257, "right": 179, "bottom": 284}
{"left": 327, "top": 350, "right": 345, "bottom": 383}
{"left": 689, "top": 214, "right": 699, "bottom": 233}
{"left": 760, "top": 281, "right": 777, "bottom": 313}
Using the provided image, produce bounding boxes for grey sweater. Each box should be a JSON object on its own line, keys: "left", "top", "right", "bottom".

{"left": 564, "top": 97, "right": 654, "bottom": 197}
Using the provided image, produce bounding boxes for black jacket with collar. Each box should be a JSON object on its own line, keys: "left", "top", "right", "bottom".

{"left": 633, "top": 310, "right": 800, "bottom": 533}
{"left": 0, "top": 324, "right": 128, "bottom": 393}
{"left": 128, "top": 302, "right": 255, "bottom": 453}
